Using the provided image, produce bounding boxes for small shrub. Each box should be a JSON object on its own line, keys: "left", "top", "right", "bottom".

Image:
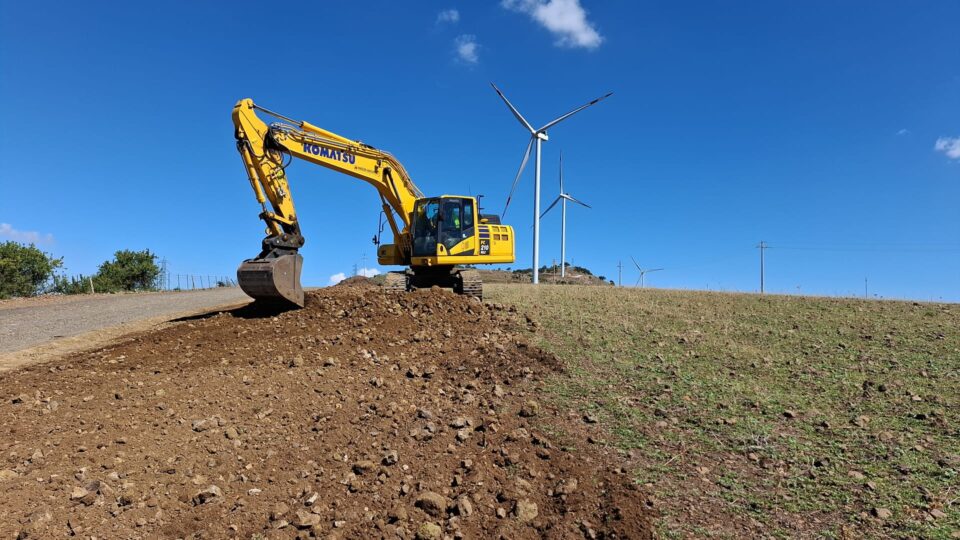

{"left": 0, "top": 242, "right": 63, "bottom": 298}
{"left": 92, "top": 249, "right": 160, "bottom": 292}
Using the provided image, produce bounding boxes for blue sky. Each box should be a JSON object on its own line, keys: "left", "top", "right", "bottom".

{"left": 1, "top": 1, "right": 958, "bottom": 300}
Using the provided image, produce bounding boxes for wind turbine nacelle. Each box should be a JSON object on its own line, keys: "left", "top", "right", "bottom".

{"left": 536, "top": 131, "right": 549, "bottom": 141}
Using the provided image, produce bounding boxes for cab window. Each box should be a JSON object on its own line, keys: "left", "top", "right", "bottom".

{"left": 440, "top": 199, "right": 462, "bottom": 249}
{"left": 439, "top": 198, "right": 476, "bottom": 250}
{"left": 462, "top": 201, "right": 474, "bottom": 229}
{"left": 412, "top": 199, "right": 439, "bottom": 256}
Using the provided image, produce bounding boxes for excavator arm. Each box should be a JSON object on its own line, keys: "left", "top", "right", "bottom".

{"left": 233, "top": 98, "right": 425, "bottom": 306}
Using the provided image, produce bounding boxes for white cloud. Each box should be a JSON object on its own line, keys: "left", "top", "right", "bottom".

{"left": 934, "top": 136, "right": 960, "bottom": 160}
{"left": 357, "top": 267, "right": 381, "bottom": 278}
{"left": 437, "top": 8, "right": 459, "bottom": 24}
{"left": 0, "top": 223, "right": 54, "bottom": 245}
{"left": 896, "top": 128, "right": 910, "bottom": 136}
{"left": 501, "top": 0, "right": 603, "bottom": 49}
{"left": 454, "top": 34, "right": 479, "bottom": 64}
{"left": 328, "top": 272, "right": 346, "bottom": 286}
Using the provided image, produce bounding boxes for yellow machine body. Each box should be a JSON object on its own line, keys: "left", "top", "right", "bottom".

{"left": 232, "top": 98, "right": 515, "bottom": 306}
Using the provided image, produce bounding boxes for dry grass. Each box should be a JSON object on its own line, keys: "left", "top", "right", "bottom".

{"left": 486, "top": 284, "right": 959, "bottom": 539}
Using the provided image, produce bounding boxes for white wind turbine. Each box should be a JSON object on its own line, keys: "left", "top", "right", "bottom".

{"left": 491, "top": 83, "right": 612, "bottom": 284}
{"left": 631, "top": 256, "right": 663, "bottom": 288}
{"left": 541, "top": 153, "right": 590, "bottom": 278}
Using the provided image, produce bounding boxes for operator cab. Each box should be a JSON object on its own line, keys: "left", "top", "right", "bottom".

{"left": 412, "top": 196, "right": 476, "bottom": 257}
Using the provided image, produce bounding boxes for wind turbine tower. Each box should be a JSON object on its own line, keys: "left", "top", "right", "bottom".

{"left": 542, "top": 153, "right": 591, "bottom": 278}
{"left": 491, "top": 83, "right": 612, "bottom": 284}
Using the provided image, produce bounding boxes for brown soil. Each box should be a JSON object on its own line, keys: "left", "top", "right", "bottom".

{"left": 0, "top": 284, "right": 652, "bottom": 539}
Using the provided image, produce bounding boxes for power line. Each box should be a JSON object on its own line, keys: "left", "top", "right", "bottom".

{"left": 768, "top": 243, "right": 960, "bottom": 254}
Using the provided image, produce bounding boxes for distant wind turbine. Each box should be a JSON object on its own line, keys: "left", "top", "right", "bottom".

{"left": 631, "top": 256, "right": 663, "bottom": 288}
{"left": 541, "top": 153, "right": 590, "bottom": 278}
{"left": 491, "top": 83, "right": 612, "bottom": 284}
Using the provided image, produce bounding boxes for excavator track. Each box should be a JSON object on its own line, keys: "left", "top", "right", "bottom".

{"left": 456, "top": 269, "right": 483, "bottom": 300}
{"left": 382, "top": 268, "right": 482, "bottom": 300}
{"left": 383, "top": 271, "right": 409, "bottom": 294}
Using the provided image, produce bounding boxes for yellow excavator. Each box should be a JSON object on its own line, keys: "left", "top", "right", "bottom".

{"left": 232, "top": 98, "right": 515, "bottom": 307}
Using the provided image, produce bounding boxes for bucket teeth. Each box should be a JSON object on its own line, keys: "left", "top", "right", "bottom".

{"left": 237, "top": 253, "right": 304, "bottom": 308}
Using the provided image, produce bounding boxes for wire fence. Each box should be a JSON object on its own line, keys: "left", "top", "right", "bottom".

{"left": 50, "top": 272, "right": 238, "bottom": 295}
{"left": 155, "top": 273, "right": 238, "bottom": 291}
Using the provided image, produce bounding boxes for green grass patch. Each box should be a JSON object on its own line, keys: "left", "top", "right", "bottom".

{"left": 487, "top": 284, "right": 959, "bottom": 538}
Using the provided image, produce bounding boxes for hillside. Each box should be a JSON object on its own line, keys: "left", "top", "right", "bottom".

{"left": 485, "top": 284, "right": 959, "bottom": 538}
{"left": 368, "top": 266, "right": 614, "bottom": 287}
{"left": 478, "top": 266, "right": 613, "bottom": 286}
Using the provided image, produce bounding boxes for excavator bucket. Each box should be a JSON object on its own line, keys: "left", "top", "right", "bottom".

{"left": 236, "top": 253, "right": 305, "bottom": 308}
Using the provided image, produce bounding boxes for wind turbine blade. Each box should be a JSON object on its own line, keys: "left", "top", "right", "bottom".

{"left": 491, "top": 83, "right": 536, "bottom": 134}
{"left": 649, "top": 268, "right": 664, "bottom": 272}
{"left": 564, "top": 194, "right": 591, "bottom": 208}
{"left": 540, "top": 196, "right": 562, "bottom": 218}
{"left": 631, "top": 256, "right": 642, "bottom": 271}
{"left": 502, "top": 137, "right": 534, "bottom": 218}
{"left": 537, "top": 92, "right": 613, "bottom": 132}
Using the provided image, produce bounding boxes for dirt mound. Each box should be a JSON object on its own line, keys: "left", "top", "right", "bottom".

{"left": 0, "top": 287, "right": 652, "bottom": 539}
{"left": 332, "top": 275, "right": 377, "bottom": 289}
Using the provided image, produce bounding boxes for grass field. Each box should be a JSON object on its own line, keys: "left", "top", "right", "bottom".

{"left": 485, "top": 284, "right": 959, "bottom": 539}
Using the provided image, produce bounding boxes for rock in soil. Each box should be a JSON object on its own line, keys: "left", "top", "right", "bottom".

{"left": 416, "top": 521, "right": 443, "bottom": 540}
{"left": 515, "top": 499, "right": 539, "bottom": 522}
{"left": 0, "top": 287, "right": 653, "bottom": 538}
{"left": 415, "top": 491, "right": 449, "bottom": 517}
{"left": 872, "top": 507, "right": 893, "bottom": 520}
{"left": 192, "top": 485, "right": 223, "bottom": 505}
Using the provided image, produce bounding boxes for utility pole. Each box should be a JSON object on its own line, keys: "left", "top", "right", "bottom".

{"left": 159, "top": 258, "right": 169, "bottom": 290}
{"left": 864, "top": 277, "right": 868, "bottom": 299}
{"left": 617, "top": 260, "right": 623, "bottom": 287}
{"left": 757, "top": 241, "right": 767, "bottom": 294}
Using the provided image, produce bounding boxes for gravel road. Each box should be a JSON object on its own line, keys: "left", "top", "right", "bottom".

{"left": 0, "top": 288, "right": 250, "bottom": 354}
